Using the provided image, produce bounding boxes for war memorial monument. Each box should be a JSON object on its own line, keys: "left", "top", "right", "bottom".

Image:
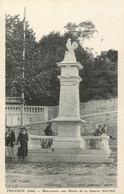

{"left": 28, "top": 39, "right": 114, "bottom": 163}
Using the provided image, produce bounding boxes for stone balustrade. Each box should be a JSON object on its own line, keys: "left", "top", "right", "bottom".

{"left": 5, "top": 105, "right": 21, "bottom": 112}
{"left": 24, "top": 106, "right": 45, "bottom": 114}
{"left": 28, "top": 133, "right": 56, "bottom": 149}
{"left": 83, "top": 134, "right": 111, "bottom": 157}
{"left": 5, "top": 105, "right": 49, "bottom": 126}
{"left": 5, "top": 105, "right": 45, "bottom": 114}
{"left": 28, "top": 133, "right": 111, "bottom": 157}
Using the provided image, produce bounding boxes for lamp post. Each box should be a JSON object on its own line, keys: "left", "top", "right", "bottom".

{"left": 21, "top": 7, "right": 26, "bottom": 127}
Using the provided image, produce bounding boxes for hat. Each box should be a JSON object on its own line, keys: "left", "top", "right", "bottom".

{"left": 6, "top": 126, "right": 12, "bottom": 128}
{"left": 21, "top": 126, "right": 26, "bottom": 131}
{"left": 6, "top": 126, "right": 13, "bottom": 130}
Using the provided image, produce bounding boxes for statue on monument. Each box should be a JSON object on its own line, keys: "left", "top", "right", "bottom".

{"left": 62, "top": 38, "right": 78, "bottom": 63}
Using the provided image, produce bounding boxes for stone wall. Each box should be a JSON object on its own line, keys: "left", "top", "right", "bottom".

{"left": 48, "top": 98, "right": 117, "bottom": 119}
{"left": 80, "top": 98, "right": 117, "bottom": 116}
{"left": 10, "top": 98, "right": 118, "bottom": 147}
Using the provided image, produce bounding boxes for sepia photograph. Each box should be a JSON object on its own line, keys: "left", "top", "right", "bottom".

{"left": 0, "top": 0, "right": 124, "bottom": 193}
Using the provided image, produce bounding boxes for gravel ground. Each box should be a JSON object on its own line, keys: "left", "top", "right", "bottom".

{"left": 5, "top": 160, "right": 117, "bottom": 188}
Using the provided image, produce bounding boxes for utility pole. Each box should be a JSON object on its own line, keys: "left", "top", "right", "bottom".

{"left": 21, "top": 7, "right": 26, "bottom": 127}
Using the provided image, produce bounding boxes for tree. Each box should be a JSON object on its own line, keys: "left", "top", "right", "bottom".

{"left": 64, "top": 20, "right": 97, "bottom": 45}
{"left": 35, "top": 31, "right": 95, "bottom": 105}
{"left": 6, "top": 15, "right": 24, "bottom": 96}
{"left": 89, "top": 50, "right": 117, "bottom": 100}
{"left": 38, "top": 32, "right": 65, "bottom": 70}
{"left": 105, "top": 49, "right": 118, "bottom": 63}
{"left": 6, "top": 15, "right": 40, "bottom": 101}
{"left": 6, "top": 15, "right": 117, "bottom": 105}
{"left": 79, "top": 49, "right": 118, "bottom": 102}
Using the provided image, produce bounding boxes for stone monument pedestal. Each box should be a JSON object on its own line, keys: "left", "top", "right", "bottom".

{"left": 52, "top": 119, "right": 85, "bottom": 149}
{"left": 51, "top": 53, "right": 86, "bottom": 149}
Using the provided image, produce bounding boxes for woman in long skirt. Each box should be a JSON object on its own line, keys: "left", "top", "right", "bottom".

{"left": 17, "top": 126, "right": 28, "bottom": 161}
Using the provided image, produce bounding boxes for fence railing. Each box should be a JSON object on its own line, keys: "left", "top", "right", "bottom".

{"left": 24, "top": 106, "right": 45, "bottom": 113}
{"left": 5, "top": 105, "right": 46, "bottom": 114}
{"left": 5, "top": 105, "right": 21, "bottom": 112}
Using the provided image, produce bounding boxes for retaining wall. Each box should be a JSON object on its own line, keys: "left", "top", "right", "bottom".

{"left": 8, "top": 98, "right": 117, "bottom": 147}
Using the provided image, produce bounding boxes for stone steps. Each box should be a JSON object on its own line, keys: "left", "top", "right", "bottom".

{"left": 28, "top": 153, "right": 107, "bottom": 159}
{"left": 28, "top": 148, "right": 107, "bottom": 154}
{"left": 6, "top": 156, "right": 114, "bottom": 163}
{"left": 7, "top": 148, "right": 115, "bottom": 163}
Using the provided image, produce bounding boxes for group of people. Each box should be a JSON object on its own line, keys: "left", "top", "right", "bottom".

{"left": 5, "top": 122, "right": 116, "bottom": 161}
{"left": 94, "top": 124, "right": 116, "bottom": 140}
{"left": 5, "top": 126, "right": 29, "bottom": 161}
{"left": 5, "top": 122, "right": 54, "bottom": 161}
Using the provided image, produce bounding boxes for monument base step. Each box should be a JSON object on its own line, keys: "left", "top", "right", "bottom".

{"left": 6, "top": 148, "right": 114, "bottom": 163}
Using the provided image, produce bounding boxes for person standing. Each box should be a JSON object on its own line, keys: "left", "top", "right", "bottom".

{"left": 17, "top": 126, "right": 29, "bottom": 161}
{"left": 5, "top": 126, "right": 15, "bottom": 161}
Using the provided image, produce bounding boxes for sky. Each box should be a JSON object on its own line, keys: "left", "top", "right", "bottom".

{"left": 1, "top": 0, "right": 124, "bottom": 55}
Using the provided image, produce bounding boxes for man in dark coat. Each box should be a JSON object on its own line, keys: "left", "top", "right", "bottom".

{"left": 44, "top": 122, "right": 54, "bottom": 136}
{"left": 94, "top": 125, "right": 102, "bottom": 136}
{"left": 5, "top": 126, "right": 15, "bottom": 161}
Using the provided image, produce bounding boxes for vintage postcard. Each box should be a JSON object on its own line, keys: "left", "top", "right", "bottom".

{"left": 0, "top": 0, "right": 124, "bottom": 193}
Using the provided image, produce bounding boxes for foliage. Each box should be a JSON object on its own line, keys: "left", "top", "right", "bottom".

{"left": 6, "top": 15, "right": 39, "bottom": 99}
{"left": 6, "top": 15, "right": 117, "bottom": 106}
{"left": 79, "top": 49, "right": 117, "bottom": 102}
{"left": 64, "top": 20, "right": 97, "bottom": 45}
